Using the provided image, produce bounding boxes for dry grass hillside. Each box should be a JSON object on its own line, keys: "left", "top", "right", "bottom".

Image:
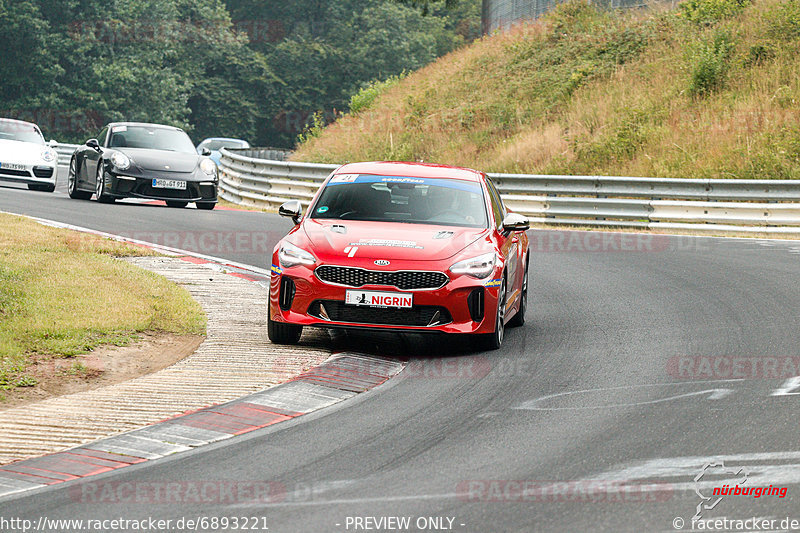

{"left": 294, "top": 0, "right": 800, "bottom": 179}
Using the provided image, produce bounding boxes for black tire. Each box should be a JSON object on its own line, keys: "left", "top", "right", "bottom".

{"left": 196, "top": 202, "right": 216, "bottom": 210}
{"left": 267, "top": 307, "right": 302, "bottom": 345}
{"left": 95, "top": 164, "right": 115, "bottom": 203}
{"left": 67, "top": 157, "right": 92, "bottom": 200}
{"left": 28, "top": 183, "right": 55, "bottom": 192}
{"left": 482, "top": 276, "right": 506, "bottom": 350}
{"left": 166, "top": 201, "right": 188, "bottom": 208}
{"left": 507, "top": 260, "right": 528, "bottom": 328}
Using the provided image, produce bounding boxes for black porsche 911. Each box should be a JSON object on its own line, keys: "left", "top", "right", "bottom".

{"left": 67, "top": 122, "right": 218, "bottom": 209}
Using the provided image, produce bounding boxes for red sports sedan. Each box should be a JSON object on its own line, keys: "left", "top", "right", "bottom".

{"left": 268, "top": 161, "right": 530, "bottom": 349}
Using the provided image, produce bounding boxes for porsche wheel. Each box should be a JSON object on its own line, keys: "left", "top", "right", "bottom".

{"left": 68, "top": 157, "right": 92, "bottom": 200}
{"left": 95, "top": 165, "right": 115, "bottom": 203}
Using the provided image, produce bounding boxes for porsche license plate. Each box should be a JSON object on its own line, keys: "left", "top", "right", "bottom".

{"left": 0, "top": 162, "right": 26, "bottom": 171}
{"left": 152, "top": 178, "right": 187, "bottom": 190}
{"left": 345, "top": 290, "right": 413, "bottom": 308}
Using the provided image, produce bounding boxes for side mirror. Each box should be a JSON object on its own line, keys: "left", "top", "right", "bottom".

{"left": 86, "top": 138, "right": 102, "bottom": 152}
{"left": 201, "top": 147, "right": 212, "bottom": 156}
{"left": 48, "top": 139, "right": 58, "bottom": 147}
{"left": 502, "top": 213, "right": 529, "bottom": 233}
{"left": 279, "top": 200, "right": 303, "bottom": 225}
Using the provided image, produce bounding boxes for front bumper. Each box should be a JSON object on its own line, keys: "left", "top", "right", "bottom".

{"left": 269, "top": 262, "right": 501, "bottom": 335}
{"left": 0, "top": 164, "right": 56, "bottom": 186}
{"left": 106, "top": 172, "right": 217, "bottom": 202}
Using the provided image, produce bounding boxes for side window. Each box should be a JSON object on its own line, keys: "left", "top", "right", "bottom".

{"left": 485, "top": 178, "right": 505, "bottom": 229}
{"left": 97, "top": 127, "right": 108, "bottom": 146}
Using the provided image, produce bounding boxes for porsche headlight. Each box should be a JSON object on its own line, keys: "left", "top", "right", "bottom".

{"left": 110, "top": 152, "right": 131, "bottom": 170}
{"left": 200, "top": 158, "right": 217, "bottom": 177}
{"left": 449, "top": 252, "right": 496, "bottom": 279}
{"left": 40, "top": 148, "right": 57, "bottom": 163}
{"left": 279, "top": 241, "right": 316, "bottom": 268}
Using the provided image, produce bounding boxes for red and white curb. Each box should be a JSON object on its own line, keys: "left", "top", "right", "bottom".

{"left": 0, "top": 353, "right": 403, "bottom": 499}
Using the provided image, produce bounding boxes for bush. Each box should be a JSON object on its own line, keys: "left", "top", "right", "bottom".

{"left": 680, "top": 0, "right": 750, "bottom": 25}
{"left": 765, "top": 0, "right": 800, "bottom": 40}
{"left": 349, "top": 73, "right": 406, "bottom": 115}
{"left": 689, "top": 31, "right": 735, "bottom": 96}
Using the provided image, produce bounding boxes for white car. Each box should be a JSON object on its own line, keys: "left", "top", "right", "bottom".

{"left": 0, "top": 118, "right": 58, "bottom": 192}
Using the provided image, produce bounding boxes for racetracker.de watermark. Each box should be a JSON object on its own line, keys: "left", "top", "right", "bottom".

{"left": 667, "top": 356, "right": 800, "bottom": 379}
{"left": 528, "top": 232, "right": 713, "bottom": 253}
{"left": 456, "top": 480, "right": 673, "bottom": 503}
{"left": 69, "top": 480, "right": 286, "bottom": 504}
{"left": 68, "top": 230, "right": 285, "bottom": 254}
{"left": 0, "top": 109, "right": 106, "bottom": 135}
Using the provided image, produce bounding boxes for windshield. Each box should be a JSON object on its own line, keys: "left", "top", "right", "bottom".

{"left": 202, "top": 139, "right": 247, "bottom": 151}
{"left": 108, "top": 125, "right": 196, "bottom": 154}
{"left": 0, "top": 121, "right": 44, "bottom": 144}
{"left": 310, "top": 174, "right": 488, "bottom": 228}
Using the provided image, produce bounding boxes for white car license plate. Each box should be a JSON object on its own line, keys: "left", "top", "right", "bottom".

{"left": 345, "top": 290, "right": 413, "bottom": 308}
{"left": 0, "top": 162, "right": 26, "bottom": 171}
{"left": 152, "top": 178, "right": 187, "bottom": 190}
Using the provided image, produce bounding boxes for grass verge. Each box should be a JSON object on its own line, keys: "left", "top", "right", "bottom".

{"left": 0, "top": 214, "right": 206, "bottom": 399}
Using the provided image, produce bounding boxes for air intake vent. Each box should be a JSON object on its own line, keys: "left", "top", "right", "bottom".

{"left": 467, "top": 288, "right": 484, "bottom": 322}
{"left": 32, "top": 166, "right": 54, "bottom": 179}
{"left": 308, "top": 300, "right": 451, "bottom": 327}
{"left": 279, "top": 277, "right": 296, "bottom": 311}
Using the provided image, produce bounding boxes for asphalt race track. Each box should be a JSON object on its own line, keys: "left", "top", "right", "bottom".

{"left": 1, "top": 179, "right": 800, "bottom": 532}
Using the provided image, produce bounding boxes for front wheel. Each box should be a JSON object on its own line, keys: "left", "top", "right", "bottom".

{"left": 196, "top": 202, "right": 216, "bottom": 210}
{"left": 267, "top": 307, "right": 302, "bottom": 345}
{"left": 507, "top": 262, "right": 528, "bottom": 328}
{"left": 68, "top": 157, "right": 92, "bottom": 200}
{"left": 166, "top": 201, "right": 188, "bottom": 208}
{"left": 95, "top": 165, "right": 115, "bottom": 203}
{"left": 482, "top": 276, "right": 506, "bottom": 350}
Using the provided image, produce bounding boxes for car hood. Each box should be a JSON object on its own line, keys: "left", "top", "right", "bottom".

{"left": 0, "top": 140, "right": 47, "bottom": 164}
{"left": 118, "top": 148, "right": 199, "bottom": 173}
{"left": 301, "top": 219, "right": 487, "bottom": 262}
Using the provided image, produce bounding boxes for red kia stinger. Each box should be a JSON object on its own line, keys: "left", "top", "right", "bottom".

{"left": 268, "top": 161, "right": 530, "bottom": 350}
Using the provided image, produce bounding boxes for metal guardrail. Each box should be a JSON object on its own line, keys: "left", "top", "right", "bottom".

{"left": 217, "top": 148, "right": 800, "bottom": 233}
{"left": 53, "top": 143, "right": 80, "bottom": 167}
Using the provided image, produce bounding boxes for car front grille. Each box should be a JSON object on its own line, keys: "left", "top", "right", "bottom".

{"left": 315, "top": 265, "right": 448, "bottom": 290}
{"left": 308, "top": 300, "right": 452, "bottom": 327}
{"left": 32, "top": 166, "right": 54, "bottom": 178}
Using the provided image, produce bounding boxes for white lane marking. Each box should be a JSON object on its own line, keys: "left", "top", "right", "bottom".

{"left": 577, "top": 452, "right": 800, "bottom": 491}
{"left": 771, "top": 375, "right": 800, "bottom": 396}
{"left": 514, "top": 381, "right": 741, "bottom": 411}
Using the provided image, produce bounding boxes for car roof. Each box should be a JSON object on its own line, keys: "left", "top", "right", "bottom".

{"left": 0, "top": 118, "right": 39, "bottom": 128}
{"left": 335, "top": 161, "right": 484, "bottom": 182}
{"left": 201, "top": 137, "right": 247, "bottom": 142}
{"left": 108, "top": 122, "right": 185, "bottom": 131}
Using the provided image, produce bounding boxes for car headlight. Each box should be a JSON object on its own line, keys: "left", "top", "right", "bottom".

{"left": 279, "top": 241, "right": 316, "bottom": 268}
{"left": 200, "top": 158, "right": 217, "bottom": 177}
{"left": 449, "top": 252, "right": 497, "bottom": 279}
{"left": 40, "top": 148, "right": 57, "bottom": 163}
{"left": 110, "top": 152, "right": 131, "bottom": 170}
